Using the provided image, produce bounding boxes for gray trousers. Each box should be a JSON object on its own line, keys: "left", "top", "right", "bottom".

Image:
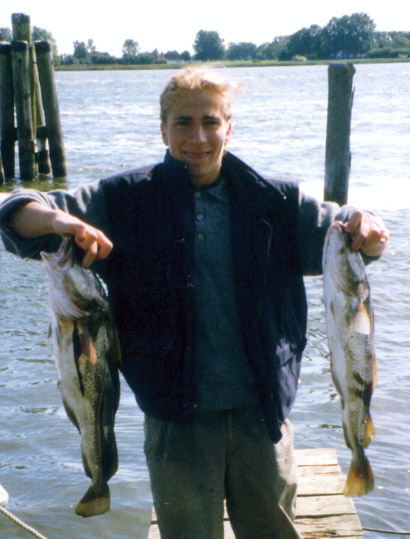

{"left": 144, "top": 406, "right": 303, "bottom": 539}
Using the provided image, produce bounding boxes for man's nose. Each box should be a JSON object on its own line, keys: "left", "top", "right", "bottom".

{"left": 191, "top": 124, "right": 206, "bottom": 143}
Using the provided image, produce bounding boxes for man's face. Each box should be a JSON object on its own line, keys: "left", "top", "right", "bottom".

{"left": 161, "top": 89, "right": 232, "bottom": 187}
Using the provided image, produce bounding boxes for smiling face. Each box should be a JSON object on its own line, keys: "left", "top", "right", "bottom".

{"left": 161, "top": 89, "right": 232, "bottom": 188}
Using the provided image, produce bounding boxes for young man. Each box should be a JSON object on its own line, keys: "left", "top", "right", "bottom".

{"left": 0, "top": 66, "right": 388, "bottom": 538}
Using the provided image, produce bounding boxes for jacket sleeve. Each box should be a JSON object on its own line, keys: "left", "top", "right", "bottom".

{"left": 0, "top": 181, "right": 110, "bottom": 264}
{"left": 297, "top": 190, "right": 355, "bottom": 276}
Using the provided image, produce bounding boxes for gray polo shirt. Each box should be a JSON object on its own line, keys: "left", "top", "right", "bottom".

{"left": 191, "top": 177, "right": 258, "bottom": 411}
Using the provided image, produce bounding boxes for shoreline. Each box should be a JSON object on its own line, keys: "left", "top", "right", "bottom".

{"left": 55, "top": 57, "right": 410, "bottom": 71}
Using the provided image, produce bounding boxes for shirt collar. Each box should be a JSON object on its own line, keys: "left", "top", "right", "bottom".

{"left": 192, "top": 175, "right": 229, "bottom": 206}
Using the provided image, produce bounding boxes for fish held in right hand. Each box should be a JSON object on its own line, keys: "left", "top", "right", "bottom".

{"left": 323, "top": 221, "right": 377, "bottom": 497}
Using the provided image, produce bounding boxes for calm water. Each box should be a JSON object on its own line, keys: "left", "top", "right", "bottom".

{"left": 0, "top": 64, "right": 409, "bottom": 538}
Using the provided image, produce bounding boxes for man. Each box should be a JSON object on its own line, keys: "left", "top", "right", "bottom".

{"left": 0, "top": 66, "right": 389, "bottom": 538}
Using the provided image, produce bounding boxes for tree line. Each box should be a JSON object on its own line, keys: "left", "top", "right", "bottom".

{"left": 1, "top": 13, "right": 409, "bottom": 66}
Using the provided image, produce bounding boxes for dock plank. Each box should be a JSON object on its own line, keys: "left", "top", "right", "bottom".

{"left": 148, "top": 448, "right": 363, "bottom": 538}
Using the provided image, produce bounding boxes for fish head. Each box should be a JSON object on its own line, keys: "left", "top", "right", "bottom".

{"left": 323, "top": 222, "right": 350, "bottom": 277}
{"left": 323, "top": 221, "right": 367, "bottom": 289}
{"left": 41, "top": 239, "right": 107, "bottom": 320}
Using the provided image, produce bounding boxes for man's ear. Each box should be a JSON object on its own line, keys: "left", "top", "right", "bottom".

{"left": 224, "top": 121, "right": 232, "bottom": 146}
{"left": 161, "top": 123, "right": 169, "bottom": 146}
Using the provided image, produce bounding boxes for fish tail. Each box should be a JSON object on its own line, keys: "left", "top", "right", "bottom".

{"left": 343, "top": 455, "right": 374, "bottom": 497}
{"left": 75, "top": 481, "right": 110, "bottom": 518}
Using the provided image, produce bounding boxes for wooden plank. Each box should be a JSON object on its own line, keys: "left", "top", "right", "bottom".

{"left": 296, "top": 495, "right": 357, "bottom": 518}
{"left": 297, "top": 474, "right": 345, "bottom": 496}
{"left": 295, "top": 448, "right": 339, "bottom": 467}
{"left": 297, "top": 464, "right": 342, "bottom": 477}
{"left": 297, "top": 515, "right": 364, "bottom": 538}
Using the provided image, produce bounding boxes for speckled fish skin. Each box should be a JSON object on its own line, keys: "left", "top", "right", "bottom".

{"left": 322, "top": 221, "right": 377, "bottom": 497}
{"left": 41, "top": 238, "right": 120, "bottom": 517}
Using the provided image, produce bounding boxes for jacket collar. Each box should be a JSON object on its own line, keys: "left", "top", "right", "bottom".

{"left": 160, "top": 150, "right": 289, "bottom": 218}
{"left": 221, "top": 152, "right": 289, "bottom": 219}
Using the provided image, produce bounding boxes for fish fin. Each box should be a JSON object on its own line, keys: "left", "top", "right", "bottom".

{"left": 79, "top": 327, "right": 98, "bottom": 365}
{"left": 343, "top": 456, "right": 374, "bottom": 497}
{"left": 372, "top": 355, "right": 378, "bottom": 391}
{"left": 74, "top": 482, "right": 110, "bottom": 518}
{"left": 364, "top": 414, "right": 375, "bottom": 447}
{"left": 352, "top": 302, "right": 371, "bottom": 335}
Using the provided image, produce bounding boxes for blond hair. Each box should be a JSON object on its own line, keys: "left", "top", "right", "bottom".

{"left": 160, "top": 65, "right": 235, "bottom": 124}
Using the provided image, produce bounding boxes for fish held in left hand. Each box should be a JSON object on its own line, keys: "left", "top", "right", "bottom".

{"left": 322, "top": 221, "right": 377, "bottom": 497}
{"left": 41, "top": 238, "right": 121, "bottom": 517}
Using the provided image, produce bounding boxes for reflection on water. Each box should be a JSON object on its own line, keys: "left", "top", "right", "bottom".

{"left": 1, "top": 64, "right": 409, "bottom": 538}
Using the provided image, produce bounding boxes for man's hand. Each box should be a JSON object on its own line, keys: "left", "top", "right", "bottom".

{"left": 345, "top": 210, "right": 390, "bottom": 257}
{"left": 10, "top": 202, "right": 113, "bottom": 268}
{"left": 50, "top": 210, "right": 113, "bottom": 267}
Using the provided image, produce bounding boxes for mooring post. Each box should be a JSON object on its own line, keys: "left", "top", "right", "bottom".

{"left": 0, "top": 42, "right": 15, "bottom": 180}
{"left": 12, "top": 12, "right": 51, "bottom": 176}
{"left": 324, "top": 63, "right": 355, "bottom": 206}
{"left": 35, "top": 40, "right": 66, "bottom": 178}
{"left": 11, "top": 40, "right": 37, "bottom": 181}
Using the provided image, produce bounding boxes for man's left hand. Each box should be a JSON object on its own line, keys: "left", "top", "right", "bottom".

{"left": 345, "top": 210, "right": 390, "bottom": 257}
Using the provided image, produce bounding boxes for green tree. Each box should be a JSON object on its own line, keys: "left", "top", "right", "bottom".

{"left": 194, "top": 30, "right": 225, "bottom": 61}
{"left": 86, "top": 39, "right": 96, "bottom": 54}
{"left": 323, "top": 13, "right": 375, "bottom": 58}
{"left": 256, "top": 37, "right": 288, "bottom": 60}
{"left": 32, "top": 26, "right": 58, "bottom": 57}
{"left": 180, "top": 50, "right": 191, "bottom": 61}
{"left": 286, "top": 25, "right": 323, "bottom": 59}
{"left": 226, "top": 42, "right": 257, "bottom": 61}
{"left": 122, "top": 39, "right": 139, "bottom": 57}
{"left": 392, "top": 33, "right": 410, "bottom": 49}
{"left": 0, "top": 27, "right": 12, "bottom": 41}
{"left": 73, "top": 40, "right": 88, "bottom": 61}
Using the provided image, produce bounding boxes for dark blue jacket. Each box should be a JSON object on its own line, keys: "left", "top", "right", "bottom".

{"left": 101, "top": 151, "right": 307, "bottom": 443}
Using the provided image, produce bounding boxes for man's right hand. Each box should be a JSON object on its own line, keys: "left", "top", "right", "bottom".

{"left": 11, "top": 202, "right": 113, "bottom": 268}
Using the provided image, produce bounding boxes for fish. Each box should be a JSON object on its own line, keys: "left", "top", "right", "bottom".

{"left": 40, "top": 238, "right": 120, "bottom": 517}
{"left": 322, "top": 221, "right": 377, "bottom": 497}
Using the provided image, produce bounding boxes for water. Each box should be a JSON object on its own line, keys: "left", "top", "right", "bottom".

{"left": 1, "top": 64, "right": 409, "bottom": 538}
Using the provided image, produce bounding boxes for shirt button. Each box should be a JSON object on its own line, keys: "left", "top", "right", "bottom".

{"left": 197, "top": 233, "right": 204, "bottom": 240}
{"left": 197, "top": 214, "right": 203, "bottom": 221}
{"left": 195, "top": 192, "right": 201, "bottom": 198}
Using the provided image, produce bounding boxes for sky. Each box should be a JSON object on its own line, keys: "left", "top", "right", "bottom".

{"left": 1, "top": 0, "right": 408, "bottom": 57}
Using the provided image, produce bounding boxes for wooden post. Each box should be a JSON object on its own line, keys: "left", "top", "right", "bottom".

{"left": 35, "top": 40, "right": 66, "bottom": 178}
{"left": 11, "top": 40, "right": 37, "bottom": 181}
{"left": 12, "top": 12, "right": 51, "bottom": 176}
{"left": 324, "top": 63, "right": 355, "bottom": 206}
{"left": 0, "top": 42, "right": 15, "bottom": 180}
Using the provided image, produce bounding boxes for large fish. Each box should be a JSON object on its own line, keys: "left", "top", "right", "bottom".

{"left": 41, "top": 238, "right": 120, "bottom": 517}
{"left": 322, "top": 221, "right": 377, "bottom": 497}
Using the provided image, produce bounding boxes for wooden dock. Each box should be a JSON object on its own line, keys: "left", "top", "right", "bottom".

{"left": 148, "top": 448, "right": 364, "bottom": 538}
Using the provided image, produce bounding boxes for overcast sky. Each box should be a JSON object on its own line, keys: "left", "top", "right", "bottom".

{"left": 1, "top": 0, "right": 408, "bottom": 57}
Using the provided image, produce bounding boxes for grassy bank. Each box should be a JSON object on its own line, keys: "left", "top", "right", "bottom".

{"left": 55, "top": 57, "right": 410, "bottom": 72}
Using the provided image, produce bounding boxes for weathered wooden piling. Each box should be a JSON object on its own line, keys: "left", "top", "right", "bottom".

{"left": 0, "top": 42, "right": 15, "bottom": 181}
{"left": 35, "top": 40, "right": 66, "bottom": 178}
{"left": 11, "top": 40, "right": 37, "bottom": 181}
{"left": 0, "top": 13, "right": 64, "bottom": 181}
{"left": 324, "top": 63, "right": 355, "bottom": 206}
{"left": 12, "top": 12, "right": 51, "bottom": 176}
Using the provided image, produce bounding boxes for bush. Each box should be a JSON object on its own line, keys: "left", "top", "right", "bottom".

{"left": 367, "top": 47, "right": 410, "bottom": 58}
